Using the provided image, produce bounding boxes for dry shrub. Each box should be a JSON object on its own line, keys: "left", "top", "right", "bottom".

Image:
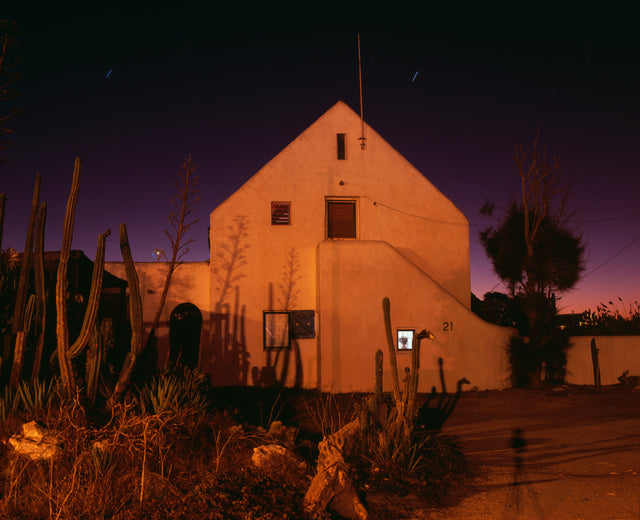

{"left": 0, "top": 389, "right": 317, "bottom": 520}
{"left": 0, "top": 386, "right": 477, "bottom": 519}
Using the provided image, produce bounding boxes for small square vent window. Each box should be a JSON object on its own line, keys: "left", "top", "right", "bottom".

{"left": 271, "top": 202, "right": 291, "bottom": 225}
{"left": 290, "top": 310, "right": 316, "bottom": 339}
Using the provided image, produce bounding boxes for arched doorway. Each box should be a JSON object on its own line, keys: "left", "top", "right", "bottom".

{"left": 169, "top": 303, "right": 202, "bottom": 369}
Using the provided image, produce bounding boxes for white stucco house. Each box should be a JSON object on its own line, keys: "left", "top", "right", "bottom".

{"left": 107, "top": 101, "right": 515, "bottom": 391}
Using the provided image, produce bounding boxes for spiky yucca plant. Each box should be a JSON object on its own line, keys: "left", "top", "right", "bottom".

{"left": 17, "top": 378, "right": 56, "bottom": 412}
{"left": 358, "top": 297, "right": 435, "bottom": 478}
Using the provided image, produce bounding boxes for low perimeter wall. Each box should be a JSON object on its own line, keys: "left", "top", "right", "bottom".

{"left": 566, "top": 336, "right": 640, "bottom": 386}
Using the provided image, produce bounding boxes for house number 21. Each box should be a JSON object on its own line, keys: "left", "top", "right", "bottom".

{"left": 443, "top": 321, "right": 453, "bottom": 332}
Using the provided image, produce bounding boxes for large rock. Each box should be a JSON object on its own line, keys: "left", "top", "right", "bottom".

{"left": 7, "top": 420, "right": 61, "bottom": 460}
{"left": 304, "top": 419, "right": 368, "bottom": 520}
{"left": 251, "top": 443, "right": 306, "bottom": 472}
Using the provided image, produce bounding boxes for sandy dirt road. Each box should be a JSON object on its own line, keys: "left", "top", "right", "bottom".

{"left": 370, "top": 386, "right": 640, "bottom": 520}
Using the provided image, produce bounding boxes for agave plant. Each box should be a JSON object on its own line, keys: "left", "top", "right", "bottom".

{"left": 17, "top": 378, "right": 56, "bottom": 412}
{"left": 139, "top": 364, "right": 209, "bottom": 415}
{"left": 1, "top": 247, "right": 20, "bottom": 271}
{"left": 0, "top": 384, "right": 20, "bottom": 420}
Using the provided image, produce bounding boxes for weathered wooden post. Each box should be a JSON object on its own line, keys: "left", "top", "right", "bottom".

{"left": 590, "top": 337, "right": 601, "bottom": 388}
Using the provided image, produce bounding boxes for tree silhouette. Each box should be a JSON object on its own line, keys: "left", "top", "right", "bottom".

{"left": 480, "top": 135, "right": 585, "bottom": 385}
{"left": 480, "top": 205, "right": 584, "bottom": 299}
{"left": 472, "top": 291, "right": 528, "bottom": 334}
{"left": 146, "top": 153, "right": 200, "bottom": 346}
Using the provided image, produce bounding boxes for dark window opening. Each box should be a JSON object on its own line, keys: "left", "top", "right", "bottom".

{"left": 271, "top": 202, "right": 291, "bottom": 225}
{"left": 337, "top": 133, "right": 347, "bottom": 160}
{"left": 327, "top": 200, "right": 357, "bottom": 238}
{"left": 169, "top": 303, "right": 203, "bottom": 368}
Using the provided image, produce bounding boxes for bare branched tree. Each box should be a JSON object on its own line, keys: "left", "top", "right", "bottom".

{"left": 146, "top": 154, "right": 200, "bottom": 346}
{"left": 514, "top": 132, "right": 573, "bottom": 264}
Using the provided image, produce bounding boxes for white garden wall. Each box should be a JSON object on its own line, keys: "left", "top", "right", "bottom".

{"left": 566, "top": 336, "right": 640, "bottom": 385}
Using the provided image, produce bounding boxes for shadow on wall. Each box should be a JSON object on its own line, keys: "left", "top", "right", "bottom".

{"left": 208, "top": 215, "right": 250, "bottom": 385}
{"left": 253, "top": 338, "right": 303, "bottom": 387}
{"left": 210, "top": 289, "right": 249, "bottom": 385}
{"left": 253, "top": 249, "right": 304, "bottom": 387}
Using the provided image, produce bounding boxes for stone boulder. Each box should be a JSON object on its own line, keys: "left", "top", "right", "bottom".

{"left": 7, "top": 420, "right": 61, "bottom": 460}
{"left": 251, "top": 443, "right": 307, "bottom": 472}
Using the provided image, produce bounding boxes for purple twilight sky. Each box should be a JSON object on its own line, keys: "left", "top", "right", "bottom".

{"left": 1, "top": 5, "right": 639, "bottom": 314}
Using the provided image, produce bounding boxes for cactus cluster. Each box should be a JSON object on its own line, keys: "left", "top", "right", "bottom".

{"left": 1, "top": 158, "right": 145, "bottom": 408}
{"left": 54, "top": 158, "right": 111, "bottom": 395}
{"left": 359, "top": 297, "right": 434, "bottom": 471}
{"left": 379, "top": 297, "right": 433, "bottom": 424}
{"left": 5, "top": 173, "right": 47, "bottom": 387}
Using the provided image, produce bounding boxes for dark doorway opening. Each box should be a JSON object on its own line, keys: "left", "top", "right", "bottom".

{"left": 169, "top": 303, "right": 202, "bottom": 369}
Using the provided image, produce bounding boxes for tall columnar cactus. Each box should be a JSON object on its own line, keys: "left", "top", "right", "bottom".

{"left": 107, "top": 223, "right": 143, "bottom": 407}
{"left": 56, "top": 159, "right": 82, "bottom": 393}
{"left": 30, "top": 203, "right": 47, "bottom": 382}
{"left": 374, "top": 348, "right": 383, "bottom": 405}
{"left": 358, "top": 298, "right": 435, "bottom": 476}
{"left": 12, "top": 174, "right": 40, "bottom": 335}
{"left": 405, "top": 329, "right": 427, "bottom": 421}
{"left": 55, "top": 159, "right": 109, "bottom": 394}
{"left": 68, "top": 229, "right": 110, "bottom": 360}
{"left": 361, "top": 347, "right": 386, "bottom": 441}
{"left": 9, "top": 294, "right": 35, "bottom": 387}
{"left": 8, "top": 176, "right": 43, "bottom": 387}
{"left": 382, "top": 297, "right": 401, "bottom": 404}
{"left": 380, "top": 297, "right": 433, "bottom": 423}
{"left": 85, "top": 322, "right": 104, "bottom": 408}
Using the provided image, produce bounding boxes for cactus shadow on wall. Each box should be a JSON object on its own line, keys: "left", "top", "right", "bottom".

{"left": 253, "top": 249, "right": 303, "bottom": 387}
{"left": 209, "top": 289, "right": 249, "bottom": 385}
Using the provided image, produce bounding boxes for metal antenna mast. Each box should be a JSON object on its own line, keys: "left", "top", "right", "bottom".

{"left": 357, "top": 33, "right": 366, "bottom": 150}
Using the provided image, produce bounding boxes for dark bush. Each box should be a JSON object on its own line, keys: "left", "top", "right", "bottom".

{"left": 506, "top": 330, "right": 573, "bottom": 387}
{"left": 541, "top": 329, "right": 572, "bottom": 384}
{"left": 506, "top": 336, "right": 539, "bottom": 387}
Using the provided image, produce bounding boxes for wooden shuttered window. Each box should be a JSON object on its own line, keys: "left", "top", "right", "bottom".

{"left": 327, "top": 200, "right": 356, "bottom": 238}
{"left": 271, "top": 202, "right": 291, "bottom": 225}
